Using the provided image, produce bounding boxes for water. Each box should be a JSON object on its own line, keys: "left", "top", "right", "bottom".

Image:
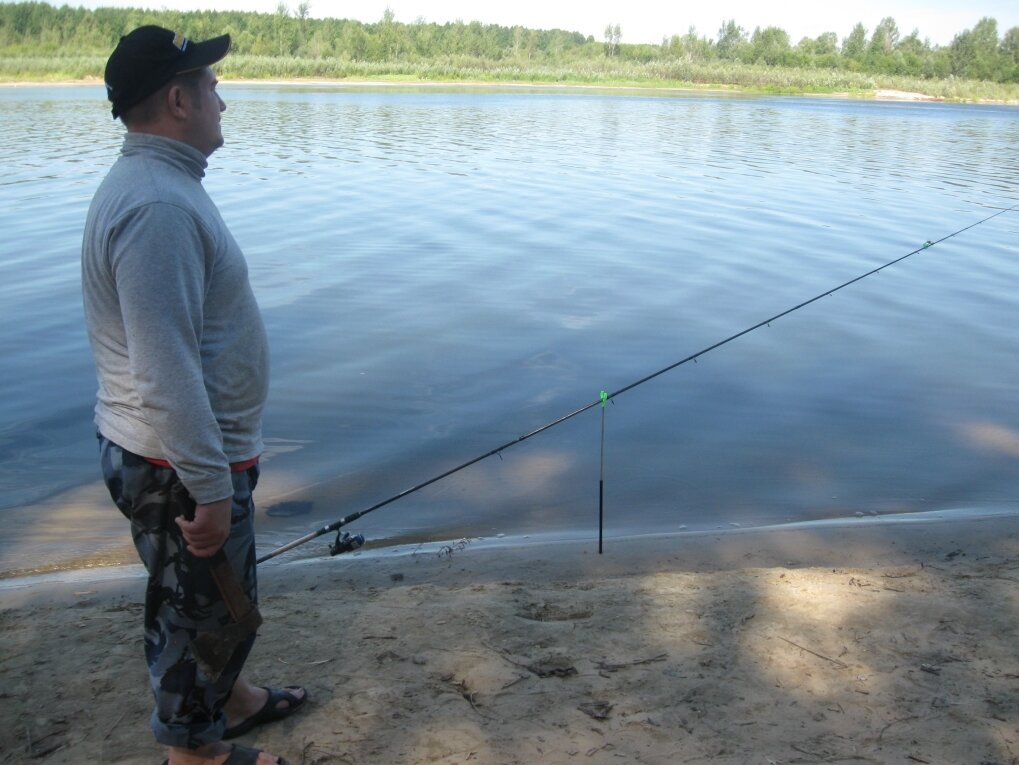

{"left": 1, "top": 83, "right": 1017, "bottom": 576}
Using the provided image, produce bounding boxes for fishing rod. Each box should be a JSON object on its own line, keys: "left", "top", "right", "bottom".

{"left": 257, "top": 203, "right": 1016, "bottom": 565}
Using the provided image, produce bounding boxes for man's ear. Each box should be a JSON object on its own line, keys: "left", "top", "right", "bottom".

{"left": 166, "top": 83, "right": 189, "bottom": 120}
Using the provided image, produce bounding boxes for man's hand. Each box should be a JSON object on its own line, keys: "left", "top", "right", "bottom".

{"left": 175, "top": 498, "right": 232, "bottom": 557}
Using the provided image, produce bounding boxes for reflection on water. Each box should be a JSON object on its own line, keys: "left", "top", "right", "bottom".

{"left": 0, "top": 84, "right": 1017, "bottom": 575}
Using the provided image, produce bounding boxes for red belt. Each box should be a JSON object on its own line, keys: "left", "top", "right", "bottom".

{"left": 144, "top": 455, "right": 260, "bottom": 472}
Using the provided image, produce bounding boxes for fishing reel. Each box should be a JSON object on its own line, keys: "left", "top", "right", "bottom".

{"left": 330, "top": 530, "right": 365, "bottom": 556}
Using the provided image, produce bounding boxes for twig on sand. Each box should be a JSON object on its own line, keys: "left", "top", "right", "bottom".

{"left": 23, "top": 724, "right": 68, "bottom": 760}
{"left": 482, "top": 641, "right": 528, "bottom": 668}
{"left": 500, "top": 674, "right": 530, "bottom": 690}
{"left": 299, "top": 739, "right": 355, "bottom": 765}
{"left": 597, "top": 653, "right": 667, "bottom": 673}
{"left": 877, "top": 715, "right": 919, "bottom": 742}
{"left": 790, "top": 743, "right": 880, "bottom": 762}
{"left": 482, "top": 642, "right": 578, "bottom": 678}
{"left": 104, "top": 710, "right": 127, "bottom": 740}
{"left": 449, "top": 678, "right": 496, "bottom": 719}
{"left": 777, "top": 636, "right": 849, "bottom": 670}
{"left": 438, "top": 538, "right": 471, "bottom": 559}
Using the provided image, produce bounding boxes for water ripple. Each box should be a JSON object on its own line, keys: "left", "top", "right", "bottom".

{"left": 1, "top": 84, "right": 1017, "bottom": 574}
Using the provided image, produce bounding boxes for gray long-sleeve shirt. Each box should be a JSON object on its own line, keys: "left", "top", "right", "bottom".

{"left": 82, "top": 133, "right": 269, "bottom": 504}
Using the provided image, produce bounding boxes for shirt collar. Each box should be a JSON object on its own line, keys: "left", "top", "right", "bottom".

{"left": 121, "top": 132, "right": 208, "bottom": 180}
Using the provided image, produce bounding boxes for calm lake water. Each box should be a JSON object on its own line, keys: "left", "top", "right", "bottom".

{"left": 1, "top": 84, "right": 1017, "bottom": 576}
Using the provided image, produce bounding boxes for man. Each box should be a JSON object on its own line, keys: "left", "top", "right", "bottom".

{"left": 81, "top": 26, "right": 306, "bottom": 765}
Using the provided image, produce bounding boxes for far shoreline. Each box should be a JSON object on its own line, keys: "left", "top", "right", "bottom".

{"left": 5, "top": 76, "right": 1017, "bottom": 104}
{"left": 0, "top": 77, "right": 1002, "bottom": 104}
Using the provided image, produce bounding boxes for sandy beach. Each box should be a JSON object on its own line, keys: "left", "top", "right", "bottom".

{"left": 3, "top": 513, "right": 1019, "bottom": 764}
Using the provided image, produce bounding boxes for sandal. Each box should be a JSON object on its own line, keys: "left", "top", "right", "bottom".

{"left": 224, "top": 745, "right": 289, "bottom": 765}
{"left": 161, "top": 744, "right": 290, "bottom": 764}
{"left": 223, "top": 686, "right": 307, "bottom": 740}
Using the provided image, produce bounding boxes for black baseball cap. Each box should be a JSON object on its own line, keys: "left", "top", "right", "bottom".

{"left": 105, "top": 25, "right": 230, "bottom": 119}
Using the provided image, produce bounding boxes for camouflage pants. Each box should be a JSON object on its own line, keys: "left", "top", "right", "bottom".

{"left": 99, "top": 435, "right": 260, "bottom": 748}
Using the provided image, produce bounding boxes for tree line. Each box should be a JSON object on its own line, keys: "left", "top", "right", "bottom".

{"left": 1, "top": 1, "right": 1017, "bottom": 84}
{"left": 703, "top": 17, "right": 1018, "bottom": 82}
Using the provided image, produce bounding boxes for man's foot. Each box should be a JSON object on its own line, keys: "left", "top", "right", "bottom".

{"left": 166, "top": 742, "right": 288, "bottom": 764}
{"left": 224, "top": 679, "right": 307, "bottom": 740}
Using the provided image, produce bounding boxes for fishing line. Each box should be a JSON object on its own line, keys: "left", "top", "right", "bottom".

{"left": 257, "top": 203, "right": 1016, "bottom": 564}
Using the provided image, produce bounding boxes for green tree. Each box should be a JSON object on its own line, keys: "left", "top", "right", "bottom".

{"left": 716, "top": 19, "right": 747, "bottom": 60}
{"left": 668, "top": 26, "right": 711, "bottom": 61}
{"left": 336, "top": 19, "right": 369, "bottom": 59}
{"left": 841, "top": 22, "right": 867, "bottom": 69}
{"left": 749, "top": 25, "right": 790, "bottom": 65}
{"left": 869, "top": 17, "right": 899, "bottom": 54}
{"left": 272, "top": 2, "right": 296, "bottom": 56}
{"left": 890, "top": 28, "right": 928, "bottom": 76}
{"left": 866, "top": 17, "right": 900, "bottom": 72}
{"left": 377, "top": 6, "right": 403, "bottom": 59}
{"left": 1002, "top": 26, "right": 1019, "bottom": 81}
{"left": 2, "top": 0, "right": 1017, "bottom": 87}
{"left": 815, "top": 32, "right": 838, "bottom": 56}
{"left": 512, "top": 25, "right": 534, "bottom": 59}
{"left": 950, "top": 17, "right": 1001, "bottom": 80}
{"left": 603, "top": 22, "right": 621, "bottom": 56}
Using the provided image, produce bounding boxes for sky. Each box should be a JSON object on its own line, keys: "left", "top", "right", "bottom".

{"left": 72, "top": 0, "right": 1019, "bottom": 46}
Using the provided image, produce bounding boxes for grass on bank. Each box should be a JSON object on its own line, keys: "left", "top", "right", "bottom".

{"left": 2, "top": 54, "right": 1018, "bottom": 102}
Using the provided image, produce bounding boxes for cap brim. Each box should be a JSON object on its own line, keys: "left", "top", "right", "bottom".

{"left": 175, "top": 33, "right": 230, "bottom": 75}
